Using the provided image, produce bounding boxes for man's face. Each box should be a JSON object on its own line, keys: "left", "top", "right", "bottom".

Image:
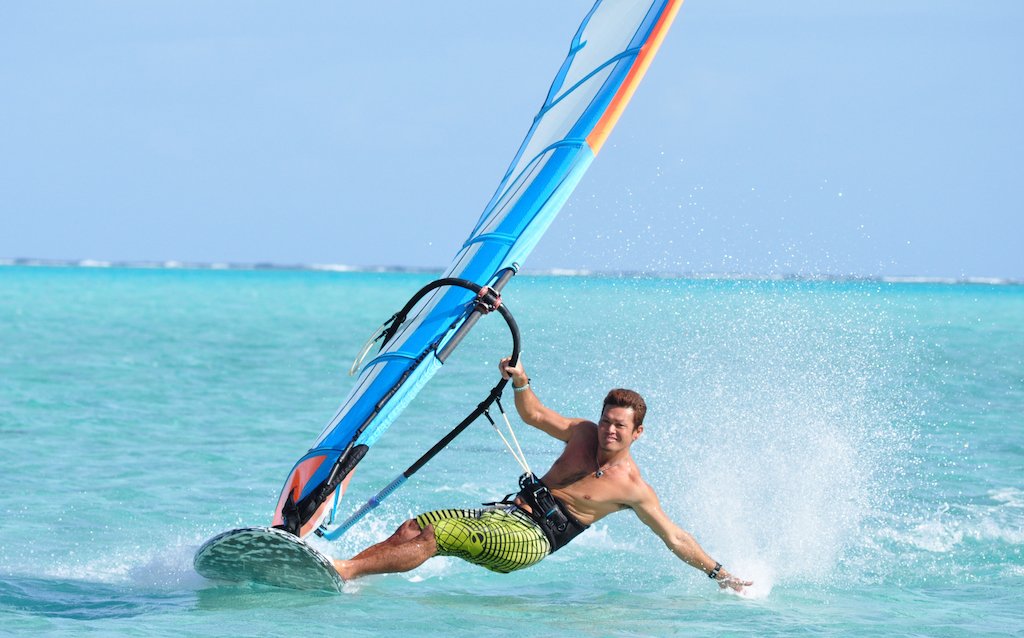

{"left": 597, "top": 405, "right": 643, "bottom": 452}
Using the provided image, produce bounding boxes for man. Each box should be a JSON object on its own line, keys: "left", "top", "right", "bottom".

{"left": 333, "top": 358, "right": 752, "bottom": 592}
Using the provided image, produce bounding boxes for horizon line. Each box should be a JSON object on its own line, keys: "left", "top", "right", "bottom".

{"left": 1, "top": 257, "right": 1019, "bottom": 286}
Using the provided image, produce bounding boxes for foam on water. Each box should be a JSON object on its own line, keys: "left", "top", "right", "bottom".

{"left": 40, "top": 533, "right": 209, "bottom": 591}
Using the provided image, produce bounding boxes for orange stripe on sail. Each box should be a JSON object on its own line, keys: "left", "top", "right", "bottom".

{"left": 271, "top": 454, "right": 358, "bottom": 536}
{"left": 272, "top": 455, "right": 327, "bottom": 527}
{"left": 585, "top": 0, "right": 684, "bottom": 156}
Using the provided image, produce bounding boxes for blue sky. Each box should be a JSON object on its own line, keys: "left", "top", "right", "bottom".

{"left": 2, "top": 1, "right": 1021, "bottom": 278}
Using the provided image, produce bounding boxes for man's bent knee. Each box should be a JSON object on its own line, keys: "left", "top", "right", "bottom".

{"left": 396, "top": 520, "right": 437, "bottom": 558}
{"left": 417, "top": 524, "right": 437, "bottom": 554}
{"left": 395, "top": 518, "right": 424, "bottom": 541}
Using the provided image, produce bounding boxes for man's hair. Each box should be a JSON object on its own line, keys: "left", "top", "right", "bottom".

{"left": 602, "top": 388, "right": 647, "bottom": 428}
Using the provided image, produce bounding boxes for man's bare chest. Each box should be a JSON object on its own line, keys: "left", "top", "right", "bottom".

{"left": 540, "top": 443, "right": 632, "bottom": 522}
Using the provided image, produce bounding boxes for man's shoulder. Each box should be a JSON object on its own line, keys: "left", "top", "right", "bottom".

{"left": 618, "top": 462, "right": 658, "bottom": 507}
{"left": 565, "top": 418, "right": 598, "bottom": 441}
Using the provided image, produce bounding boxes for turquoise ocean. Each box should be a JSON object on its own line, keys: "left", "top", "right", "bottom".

{"left": 1, "top": 265, "right": 1022, "bottom": 636}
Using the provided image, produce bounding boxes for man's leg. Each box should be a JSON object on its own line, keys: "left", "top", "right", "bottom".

{"left": 333, "top": 519, "right": 437, "bottom": 581}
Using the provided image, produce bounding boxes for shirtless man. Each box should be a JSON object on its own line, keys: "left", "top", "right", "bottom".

{"left": 333, "top": 358, "right": 751, "bottom": 592}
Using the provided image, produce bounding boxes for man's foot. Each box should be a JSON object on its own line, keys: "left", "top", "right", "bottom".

{"left": 332, "top": 559, "right": 353, "bottom": 581}
{"left": 329, "top": 519, "right": 437, "bottom": 582}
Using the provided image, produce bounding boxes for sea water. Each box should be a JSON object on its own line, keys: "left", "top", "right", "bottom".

{"left": 1, "top": 265, "right": 1021, "bottom": 636}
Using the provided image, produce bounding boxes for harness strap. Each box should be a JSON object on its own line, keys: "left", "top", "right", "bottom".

{"left": 485, "top": 473, "right": 589, "bottom": 553}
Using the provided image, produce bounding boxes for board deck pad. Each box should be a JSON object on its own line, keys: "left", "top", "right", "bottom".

{"left": 194, "top": 527, "right": 344, "bottom": 592}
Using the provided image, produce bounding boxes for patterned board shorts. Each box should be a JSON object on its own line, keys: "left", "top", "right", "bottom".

{"left": 416, "top": 506, "right": 551, "bottom": 574}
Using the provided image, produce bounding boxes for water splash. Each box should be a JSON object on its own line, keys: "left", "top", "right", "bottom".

{"left": 518, "top": 278, "right": 920, "bottom": 590}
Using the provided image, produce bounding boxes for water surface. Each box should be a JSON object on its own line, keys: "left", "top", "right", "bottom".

{"left": 1, "top": 266, "right": 1021, "bottom": 636}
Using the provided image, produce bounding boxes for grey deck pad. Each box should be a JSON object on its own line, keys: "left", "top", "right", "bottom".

{"left": 194, "top": 526, "right": 344, "bottom": 592}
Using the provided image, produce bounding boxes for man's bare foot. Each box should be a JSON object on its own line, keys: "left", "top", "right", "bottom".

{"left": 333, "top": 559, "right": 353, "bottom": 581}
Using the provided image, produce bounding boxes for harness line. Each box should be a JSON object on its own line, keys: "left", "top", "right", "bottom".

{"left": 483, "top": 400, "right": 532, "bottom": 475}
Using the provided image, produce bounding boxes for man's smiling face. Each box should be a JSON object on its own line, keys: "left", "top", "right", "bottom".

{"left": 597, "top": 405, "right": 643, "bottom": 453}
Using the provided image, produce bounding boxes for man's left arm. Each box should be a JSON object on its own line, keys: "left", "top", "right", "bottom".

{"left": 630, "top": 485, "right": 752, "bottom": 592}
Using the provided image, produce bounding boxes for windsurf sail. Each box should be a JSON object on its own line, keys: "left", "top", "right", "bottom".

{"left": 273, "top": 0, "right": 685, "bottom": 539}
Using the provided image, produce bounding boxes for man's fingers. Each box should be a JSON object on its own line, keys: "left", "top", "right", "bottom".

{"left": 718, "top": 577, "right": 753, "bottom": 591}
{"left": 498, "top": 356, "right": 526, "bottom": 383}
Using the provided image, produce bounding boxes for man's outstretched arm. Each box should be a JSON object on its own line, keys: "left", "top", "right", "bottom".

{"left": 498, "top": 357, "right": 582, "bottom": 442}
{"left": 630, "top": 484, "right": 752, "bottom": 592}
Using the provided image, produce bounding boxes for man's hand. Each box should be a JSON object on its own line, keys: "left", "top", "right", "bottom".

{"left": 715, "top": 570, "right": 753, "bottom": 592}
{"left": 497, "top": 357, "right": 577, "bottom": 440}
{"left": 498, "top": 357, "right": 529, "bottom": 388}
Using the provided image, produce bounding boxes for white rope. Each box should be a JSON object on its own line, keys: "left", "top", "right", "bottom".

{"left": 499, "top": 409, "right": 531, "bottom": 475}
{"left": 488, "top": 415, "right": 531, "bottom": 474}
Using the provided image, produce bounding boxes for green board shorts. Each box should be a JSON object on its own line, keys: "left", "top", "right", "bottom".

{"left": 416, "top": 506, "right": 551, "bottom": 574}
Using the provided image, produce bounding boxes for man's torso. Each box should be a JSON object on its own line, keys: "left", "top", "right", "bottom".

{"left": 515, "top": 421, "right": 644, "bottom": 526}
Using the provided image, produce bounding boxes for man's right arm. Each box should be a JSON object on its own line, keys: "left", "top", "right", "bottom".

{"left": 630, "top": 482, "right": 752, "bottom": 592}
{"left": 498, "top": 357, "right": 581, "bottom": 442}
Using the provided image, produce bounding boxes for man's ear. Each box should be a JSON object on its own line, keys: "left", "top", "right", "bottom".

{"left": 632, "top": 424, "right": 643, "bottom": 441}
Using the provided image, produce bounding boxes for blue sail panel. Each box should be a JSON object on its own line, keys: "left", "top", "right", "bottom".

{"left": 274, "top": 0, "right": 685, "bottom": 537}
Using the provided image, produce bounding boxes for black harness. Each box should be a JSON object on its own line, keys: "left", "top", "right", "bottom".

{"left": 506, "top": 473, "right": 589, "bottom": 553}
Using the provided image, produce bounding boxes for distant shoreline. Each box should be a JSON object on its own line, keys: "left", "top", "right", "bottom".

{"left": 1, "top": 257, "right": 1019, "bottom": 286}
